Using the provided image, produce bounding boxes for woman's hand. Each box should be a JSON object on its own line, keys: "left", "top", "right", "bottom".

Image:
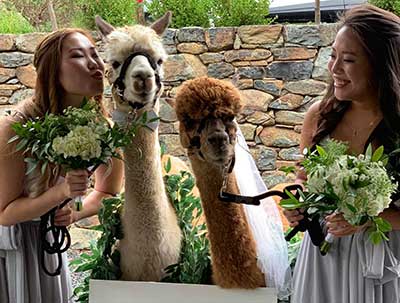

{"left": 54, "top": 204, "right": 75, "bottom": 226}
{"left": 283, "top": 208, "right": 304, "bottom": 228}
{"left": 61, "top": 169, "right": 89, "bottom": 199}
{"left": 326, "top": 212, "right": 359, "bottom": 237}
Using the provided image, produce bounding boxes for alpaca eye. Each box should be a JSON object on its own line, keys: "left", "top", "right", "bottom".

{"left": 157, "top": 59, "right": 163, "bottom": 65}
{"left": 112, "top": 61, "right": 121, "bottom": 69}
{"left": 224, "top": 115, "right": 235, "bottom": 122}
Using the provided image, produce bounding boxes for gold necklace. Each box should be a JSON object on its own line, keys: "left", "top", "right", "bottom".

{"left": 349, "top": 115, "right": 381, "bottom": 138}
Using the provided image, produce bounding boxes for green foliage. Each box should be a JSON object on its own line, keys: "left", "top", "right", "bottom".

{"left": 279, "top": 165, "right": 296, "bottom": 175}
{"left": 146, "top": 0, "right": 272, "bottom": 28}
{"left": 286, "top": 230, "right": 302, "bottom": 267}
{"left": 301, "top": 139, "right": 348, "bottom": 173}
{"left": 72, "top": 0, "right": 138, "bottom": 29}
{"left": 71, "top": 159, "right": 210, "bottom": 301}
{"left": 162, "top": 158, "right": 211, "bottom": 284}
{"left": 280, "top": 139, "right": 397, "bottom": 254}
{"left": 9, "top": 100, "right": 149, "bottom": 175}
{"left": 213, "top": 0, "right": 272, "bottom": 27}
{"left": 4, "top": 0, "right": 76, "bottom": 31}
{"left": 70, "top": 195, "right": 124, "bottom": 303}
{"left": 146, "top": 0, "right": 215, "bottom": 28}
{"left": 0, "top": 4, "right": 34, "bottom": 34}
{"left": 368, "top": 0, "right": 400, "bottom": 16}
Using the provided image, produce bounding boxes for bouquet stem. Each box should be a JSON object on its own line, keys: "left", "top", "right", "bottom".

{"left": 320, "top": 233, "right": 335, "bottom": 255}
{"left": 74, "top": 196, "right": 83, "bottom": 212}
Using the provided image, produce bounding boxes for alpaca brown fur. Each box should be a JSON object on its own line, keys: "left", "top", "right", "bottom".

{"left": 175, "top": 77, "right": 265, "bottom": 288}
{"left": 175, "top": 77, "right": 242, "bottom": 124}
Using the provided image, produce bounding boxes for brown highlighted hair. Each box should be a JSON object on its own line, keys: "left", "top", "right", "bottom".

{"left": 12, "top": 29, "right": 105, "bottom": 197}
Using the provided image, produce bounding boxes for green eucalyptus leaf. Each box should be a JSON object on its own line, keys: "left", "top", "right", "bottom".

{"left": 369, "top": 230, "right": 383, "bottom": 245}
{"left": 316, "top": 145, "right": 326, "bottom": 157}
{"left": 345, "top": 202, "right": 357, "bottom": 214}
{"left": 279, "top": 198, "right": 302, "bottom": 210}
{"left": 15, "top": 138, "right": 28, "bottom": 151}
{"left": 372, "top": 146, "right": 384, "bottom": 162}
{"left": 41, "top": 161, "right": 48, "bottom": 175}
{"left": 7, "top": 135, "right": 20, "bottom": 144}
{"left": 375, "top": 217, "right": 392, "bottom": 233}
{"left": 366, "top": 144, "right": 373, "bottom": 159}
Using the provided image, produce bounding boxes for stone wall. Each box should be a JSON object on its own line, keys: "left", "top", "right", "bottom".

{"left": 0, "top": 24, "right": 337, "bottom": 188}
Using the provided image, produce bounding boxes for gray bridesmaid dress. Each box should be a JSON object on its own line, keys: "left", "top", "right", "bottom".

{"left": 0, "top": 221, "right": 73, "bottom": 303}
{"left": 0, "top": 110, "right": 73, "bottom": 302}
{"left": 292, "top": 222, "right": 400, "bottom": 302}
{"left": 293, "top": 123, "right": 400, "bottom": 303}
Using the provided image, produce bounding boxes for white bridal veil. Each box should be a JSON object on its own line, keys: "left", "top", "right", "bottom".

{"left": 234, "top": 123, "right": 292, "bottom": 299}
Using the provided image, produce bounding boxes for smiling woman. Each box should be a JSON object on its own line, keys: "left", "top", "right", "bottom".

{"left": 0, "top": 29, "right": 123, "bottom": 303}
{"left": 282, "top": 4, "right": 400, "bottom": 303}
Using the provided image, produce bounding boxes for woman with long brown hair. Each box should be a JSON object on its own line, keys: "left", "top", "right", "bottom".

{"left": 0, "top": 29, "right": 123, "bottom": 302}
{"left": 284, "top": 5, "right": 400, "bottom": 302}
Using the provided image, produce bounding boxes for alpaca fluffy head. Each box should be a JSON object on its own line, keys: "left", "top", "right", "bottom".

{"left": 175, "top": 77, "right": 243, "bottom": 168}
{"left": 95, "top": 13, "right": 170, "bottom": 113}
{"left": 175, "top": 77, "right": 242, "bottom": 123}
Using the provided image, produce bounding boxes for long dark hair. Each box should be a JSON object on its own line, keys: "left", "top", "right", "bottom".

{"left": 312, "top": 4, "right": 400, "bottom": 151}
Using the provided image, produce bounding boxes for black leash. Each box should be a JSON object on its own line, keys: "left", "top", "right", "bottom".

{"left": 219, "top": 183, "right": 325, "bottom": 246}
{"left": 40, "top": 164, "right": 100, "bottom": 276}
{"left": 40, "top": 199, "right": 72, "bottom": 276}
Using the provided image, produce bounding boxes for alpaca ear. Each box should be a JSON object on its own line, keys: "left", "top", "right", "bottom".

{"left": 95, "top": 15, "right": 115, "bottom": 39}
{"left": 178, "top": 123, "right": 191, "bottom": 149}
{"left": 151, "top": 11, "right": 172, "bottom": 36}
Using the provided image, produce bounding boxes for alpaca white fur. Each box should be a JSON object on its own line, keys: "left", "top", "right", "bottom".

{"left": 96, "top": 12, "right": 182, "bottom": 281}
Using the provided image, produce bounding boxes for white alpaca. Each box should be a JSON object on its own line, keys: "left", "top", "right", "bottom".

{"left": 96, "top": 12, "right": 182, "bottom": 281}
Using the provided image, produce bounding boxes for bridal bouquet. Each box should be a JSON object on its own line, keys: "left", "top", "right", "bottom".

{"left": 8, "top": 99, "right": 147, "bottom": 210}
{"left": 280, "top": 139, "right": 397, "bottom": 254}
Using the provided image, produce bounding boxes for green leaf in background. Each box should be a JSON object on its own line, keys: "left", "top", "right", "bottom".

{"left": 165, "top": 157, "right": 172, "bottom": 174}
{"left": 162, "top": 170, "right": 211, "bottom": 284}
{"left": 279, "top": 165, "right": 296, "bottom": 175}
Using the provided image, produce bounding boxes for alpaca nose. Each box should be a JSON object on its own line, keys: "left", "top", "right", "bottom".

{"left": 132, "top": 70, "right": 154, "bottom": 91}
{"left": 207, "top": 131, "right": 229, "bottom": 147}
{"left": 132, "top": 69, "right": 153, "bottom": 80}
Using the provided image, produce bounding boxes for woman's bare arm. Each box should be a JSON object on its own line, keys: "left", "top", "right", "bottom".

{"left": 0, "top": 117, "right": 88, "bottom": 226}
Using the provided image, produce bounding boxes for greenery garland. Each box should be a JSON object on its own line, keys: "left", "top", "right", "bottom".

{"left": 70, "top": 195, "right": 123, "bottom": 302}
{"left": 70, "top": 157, "right": 211, "bottom": 302}
{"left": 162, "top": 158, "right": 211, "bottom": 284}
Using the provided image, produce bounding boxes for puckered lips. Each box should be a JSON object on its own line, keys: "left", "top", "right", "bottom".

{"left": 91, "top": 70, "right": 103, "bottom": 80}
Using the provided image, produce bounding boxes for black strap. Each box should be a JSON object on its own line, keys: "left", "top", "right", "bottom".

{"left": 219, "top": 183, "right": 302, "bottom": 206}
{"left": 39, "top": 199, "right": 72, "bottom": 276}
{"left": 114, "top": 51, "right": 161, "bottom": 110}
{"left": 219, "top": 183, "right": 325, "bottom": 246}
{"left": 40, "top": 164, "right": 100, "bottom": 276}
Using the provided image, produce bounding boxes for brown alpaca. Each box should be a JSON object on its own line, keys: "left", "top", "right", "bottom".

{"left": 175, "top": 77, "right": 265, "bottom": 288}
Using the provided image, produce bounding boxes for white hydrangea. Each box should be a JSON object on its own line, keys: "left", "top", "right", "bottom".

{"left": 52, "top": 125, "right": 102, "bottom": 161}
